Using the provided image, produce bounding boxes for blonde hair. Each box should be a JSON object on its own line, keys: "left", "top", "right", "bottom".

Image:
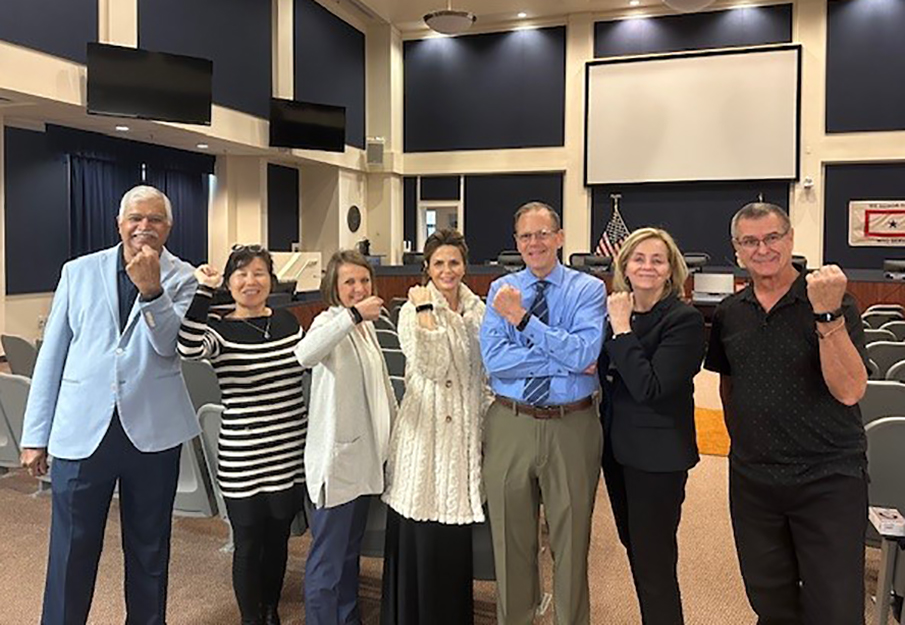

{"left": 612, "top": 227, "right": 688, "bottom": 300}
{"left": 321, "top": 249, "right": 377, "bottom": 307}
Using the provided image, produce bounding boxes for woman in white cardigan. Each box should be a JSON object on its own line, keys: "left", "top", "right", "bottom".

{"left": 294, "top": 250, "right": 396, "bottom": 625}
{"left": 380, "top": 229, "right": 491, "bottom": 625}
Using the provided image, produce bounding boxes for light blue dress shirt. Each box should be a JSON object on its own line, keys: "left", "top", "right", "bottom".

{"left": 480, "top": 263, "right": 607, "bottom": 405}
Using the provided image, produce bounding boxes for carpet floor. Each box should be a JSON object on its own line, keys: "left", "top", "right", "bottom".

{"left": 0, "top": 455, "right": 894, "bottom": 625}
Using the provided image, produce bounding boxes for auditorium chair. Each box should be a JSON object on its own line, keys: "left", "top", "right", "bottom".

{"left": 859, "top": 381, "right": 905, "bottom": 427}
{"left": 865, "top": 329, "right": 897, "bottom": 345}
{"left": 886, "top": 361, "right": 905, "bottom": 383}
{"left": 0, "top": 373, "right": 29, "bottom": 472}
{"left": 880, "top": 321, "right": 905, "bottom": 342}
{"left": 866, "top": 342, "right": 905, "bottom": 378}
{"left": 1, "top": 334, "right": 38, "bottom": 378}
{"left": 864, "top": 311, "right": 905, "bottom": 330}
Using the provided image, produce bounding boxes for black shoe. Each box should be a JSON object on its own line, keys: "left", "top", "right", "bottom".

{"left": 241, "top": 619, "right": 263, "bottom": 625}
{"left": 261, "top": 605, "right": 281, "bottom": 625}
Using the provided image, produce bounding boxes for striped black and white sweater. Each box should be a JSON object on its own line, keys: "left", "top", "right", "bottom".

{"left": 177, "top": 286, "right": 307, "bottom": 499}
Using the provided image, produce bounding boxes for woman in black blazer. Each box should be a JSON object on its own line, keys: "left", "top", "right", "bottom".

{"left": 598, "top": 227, "right": 705, "bottom": 625}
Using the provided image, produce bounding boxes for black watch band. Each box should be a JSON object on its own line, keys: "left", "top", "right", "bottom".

{"left": 350, "top": 306, "right": 364, "bottom": 324}
{"left": 516, "top": 312, "right": 531, "bottom": 332}
{"left": 813, "top": 308, "right": 844, "bottom": 323}
{"left": 415, "top": 303, "right": 434, "bottom": 313}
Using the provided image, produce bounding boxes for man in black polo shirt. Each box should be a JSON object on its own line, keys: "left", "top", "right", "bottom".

{"left": 705, "top": 202, "right": 869, "bottom": 625}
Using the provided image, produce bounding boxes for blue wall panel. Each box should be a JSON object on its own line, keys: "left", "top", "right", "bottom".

{"left": 826, "top": 0, "right": 905, "bottom": 132}
{"left": 405, "top": 27, "right": 566, "bottom": 153}
{"left": 139, "top": 0, "right": 271, "bottom": 118}
{"left": 294, "top": 0, "right": 366, "bottom": 149}
{"left": 590, "top": 181, "right": 790, "bottom": 266}
{"left": 594, "top": 4, "right": 792, "bottom": 57}
{"left": 4, "top": 128, "right": 71, "bottom": 294}
{"left": 824, "top": 163, "right": 905, "bottom": 269}
{"left": 0, "top": 0, "right": 96, "bottom": 62}
{"left": 268, "top": 164, "right": 300, "bottom": 252}
{"left": 465, "top": 173, "right": 564, "bottom": 264}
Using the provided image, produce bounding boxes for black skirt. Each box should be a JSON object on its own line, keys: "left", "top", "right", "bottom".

{"left": 224, "top": 482, "right": 306, "bottom": 527}
{"left": 381, "top": 506, "right": 475, "bottom": 625}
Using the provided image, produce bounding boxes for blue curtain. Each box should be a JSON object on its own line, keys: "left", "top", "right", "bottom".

{"left": 146, "top": 167, "right": 209, "bottom": 266}
{"left": 69, "top": 155, "right": 142, "bottom": 258}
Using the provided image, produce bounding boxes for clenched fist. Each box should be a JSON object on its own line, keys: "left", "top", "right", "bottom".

{"left": 408, "top": 285, "right": 431, "bottom": 306}
{"left": 194, "top": 264, "right": 224, "bottom": 290}
{"left": 607, "top": 292, "right": 634, "bottom": 335}
{"left": 492, "top": 285, "right": 526, "bottom": 326}
{"left": 806, "top": 265, "right": 847, "bottom": 314}
{"left": 126, "top": 245, "right": 162, "bottom": 298}
{"left": 353, "top": 295, "right": 384, "bottom": 322}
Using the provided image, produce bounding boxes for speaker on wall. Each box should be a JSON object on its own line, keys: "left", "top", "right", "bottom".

{"left": 366, "top": 137, "right": 384, "bottom": 168}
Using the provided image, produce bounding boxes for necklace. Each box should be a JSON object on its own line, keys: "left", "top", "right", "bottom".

{"left": 235, "top": 315, "right": 272, "bottom": 339}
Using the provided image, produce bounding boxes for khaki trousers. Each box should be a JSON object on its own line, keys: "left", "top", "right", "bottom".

{"left": 483, "top": 399, "right": 603, "bottom": 625}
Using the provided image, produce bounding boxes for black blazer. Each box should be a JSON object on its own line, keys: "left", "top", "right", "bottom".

{"left": 598, "top": 294, "right": 705, "bottom": 473}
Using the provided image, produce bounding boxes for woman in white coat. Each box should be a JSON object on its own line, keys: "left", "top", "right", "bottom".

{"left": 294, "top": 250, "right": 396, "bottom": 625}
{"left": 380, "top": 229, "right": 490, "bottom": 625}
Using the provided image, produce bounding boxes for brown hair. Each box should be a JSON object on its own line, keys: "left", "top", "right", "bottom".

{"left": 421, "top": 229, "right": 469, "bottom": 284}
{"left": 321, "top": 249, "right": 377, "bottom": 307}
{"left": 612, "top": 227, "right": 688, "bottom": 300}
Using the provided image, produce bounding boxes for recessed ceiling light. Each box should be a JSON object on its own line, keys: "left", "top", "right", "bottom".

{"left": 629, "top": 1, "right": 640, "bottom": 6}
{"left": 196, "top": 143, "right": 209, "bottom": 149}
{"left": 115, "top": 125, "right": 130, "bottom": 131}
{"left": 517, "top": 11, "right": 528, "bottom": 18}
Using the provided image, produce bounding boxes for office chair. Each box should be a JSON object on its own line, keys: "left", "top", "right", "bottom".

{"left": 683, "top": 253, "right": 710, "bottom": 273}
{"left": 497, "top": 251, "right": 525, "bottom": 273}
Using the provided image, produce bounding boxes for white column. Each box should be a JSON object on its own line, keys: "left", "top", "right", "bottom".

{"left": 209, "top": 156, "right": 268, "bottom": 269}
{"left": 273, "top": 0, "right": 294, "bottom": 99}
{"left": 563, "top": 14, "right": 594, "bottom": 261}
{"left": 98, "top": 0, "right": 138, "bottom": 47}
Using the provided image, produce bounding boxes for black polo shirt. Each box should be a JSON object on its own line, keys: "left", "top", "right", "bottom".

{"left": 704, "top": 269, "right": 868, "bottom": 485}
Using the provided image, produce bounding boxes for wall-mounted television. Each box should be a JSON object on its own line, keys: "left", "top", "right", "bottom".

{"left": 269, "top": 98, "right": 345, "bottom": 152}
{"left": 86, "top": 43, "right": 213, "bottom": 125}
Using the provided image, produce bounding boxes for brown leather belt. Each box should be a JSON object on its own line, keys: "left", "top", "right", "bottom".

{"left": 496, "top": 395, "right": 595, "bottom": 420}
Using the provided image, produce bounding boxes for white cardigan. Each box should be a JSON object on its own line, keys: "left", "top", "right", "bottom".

{"left": 295, "top": 306, "right": 397, "bottom": 509}
{"left": 382, "top": 282, "right": 491, "bottom": 524}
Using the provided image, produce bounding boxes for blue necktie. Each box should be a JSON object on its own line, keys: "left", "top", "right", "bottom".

{"left": 523, "top": 281, "right": 551, "bottom": 405}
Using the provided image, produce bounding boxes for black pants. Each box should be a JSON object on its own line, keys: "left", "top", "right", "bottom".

{"left": 603, "top": 443, "right": 688, "bottom": 625}
{"left": 232, "top": 516, "right": 294, "bottom": 622}
{"left": 729, "top": 468, "right": 868, "bottom": 625}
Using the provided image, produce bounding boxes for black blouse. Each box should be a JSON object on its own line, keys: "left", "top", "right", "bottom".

{"left": 598, "top": 294, "right": 705, "bottom": 473}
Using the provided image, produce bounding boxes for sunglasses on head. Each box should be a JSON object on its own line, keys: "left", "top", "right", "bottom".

{"left": 231, "top": 244, "right": 265, "bottom": 253}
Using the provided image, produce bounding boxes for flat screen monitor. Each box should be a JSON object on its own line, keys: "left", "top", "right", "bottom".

{"left": 269, "top": 98, "right": 345, "bottom": 152}
{"left": 87, "top": 43, "right": 213, "bottom": 125}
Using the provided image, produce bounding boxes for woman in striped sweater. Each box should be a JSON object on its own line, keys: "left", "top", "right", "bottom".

{"left": 177, "top": 245, "right": 307, "bottom": 625}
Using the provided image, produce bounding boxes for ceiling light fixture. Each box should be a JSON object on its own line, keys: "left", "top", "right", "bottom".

{"left": 629, "top": 1, "right": 640, "bottom": 6}
{"left": 196, "top": 143, "right": 209, "bottom": 149}
{"left": 517, "top": 11, "right": 528, "bottom": 18}
{"left": 663, "top": 0, "right": 716, "bottom": 12}
{"left": 115, "top": 125, "right": 130, "bottom": 131}
{"left": 424, "top": 0, "right": 476, "bottom": 35}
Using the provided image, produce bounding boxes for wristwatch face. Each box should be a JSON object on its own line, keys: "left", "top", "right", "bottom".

{"left": 814, "top": 309, "right": 843, "bottom": 323}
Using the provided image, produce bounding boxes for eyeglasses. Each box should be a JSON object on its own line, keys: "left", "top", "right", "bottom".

{"left": 231, "top": 243, "right": 265, "bottom": 253}
{"left": 514, "top": 230, "right": 559, "bottom": 244}
{"left": 734, "top": 230, "right": 789, "bottom": 250}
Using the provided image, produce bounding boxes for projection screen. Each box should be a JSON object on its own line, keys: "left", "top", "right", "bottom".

{"left": 585, "top": 45, "right": 801, "bottom": 186}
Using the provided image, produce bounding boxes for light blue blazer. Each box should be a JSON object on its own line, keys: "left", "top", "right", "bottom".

{"left": 21, "top": 244, "right": 200, "bottom": 459}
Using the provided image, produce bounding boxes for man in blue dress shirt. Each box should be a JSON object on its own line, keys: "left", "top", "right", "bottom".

{"left": 480, "top": 202, "right": 606, "bottom": 625}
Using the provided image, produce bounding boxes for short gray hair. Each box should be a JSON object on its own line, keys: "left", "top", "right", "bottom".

{"left": 513, "top": 201, "right": 561, "bottom": 232}
{"left": 118, "top": 185, "right": 173, "bottom": 224}
{"left": 730, "top": 202, "right": 790, "bottom": 239}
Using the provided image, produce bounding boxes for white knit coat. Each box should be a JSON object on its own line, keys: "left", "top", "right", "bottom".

{"left": 382, "top": 281, "right": 492, "bottom": 524}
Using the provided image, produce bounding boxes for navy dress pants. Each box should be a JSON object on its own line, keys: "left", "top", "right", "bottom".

{"left": 42, "top": 415, "right": 181, "bottom": 625}
{"left": 304, "top": 496, "right": 371, "bottom": 625}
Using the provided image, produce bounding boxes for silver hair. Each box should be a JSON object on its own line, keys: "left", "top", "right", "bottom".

{"left": 118, "top": 185, "right": 173, "bottom": 224}
{"left": 730, "top": 202, "right": 790, "bottom": 239}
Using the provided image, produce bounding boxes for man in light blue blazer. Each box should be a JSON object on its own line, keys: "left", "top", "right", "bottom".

{"left": 20, "top": 185, "right": 199, "bottom": 625}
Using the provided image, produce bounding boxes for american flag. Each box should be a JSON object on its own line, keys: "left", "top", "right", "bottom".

{"left": 596, "top": 205, "right": 630, "bottom": 257}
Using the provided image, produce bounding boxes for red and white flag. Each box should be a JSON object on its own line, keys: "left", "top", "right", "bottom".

{"left": 596, "top": 205, "right": 630, "bottom": 257}
{"left": 849, "top": 200, "right": 905, "bottom": 247}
